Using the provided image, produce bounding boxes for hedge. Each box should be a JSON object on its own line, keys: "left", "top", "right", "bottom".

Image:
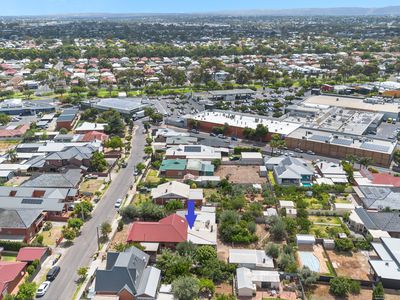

{"left": 0, "top": 240, "right": 43, "bottom": 251}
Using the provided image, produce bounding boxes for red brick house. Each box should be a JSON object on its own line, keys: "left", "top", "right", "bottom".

{"left": 126, "top": 214, "right": 188, "bottom": 249}
{"left": 16, "top": 247, "right": 49, "bottom": 264}
{"left": 0, "top": 262, "right": 27, "bottom": 300}
{"left": 0, "top": 208, "right": 44, "bottom": 243}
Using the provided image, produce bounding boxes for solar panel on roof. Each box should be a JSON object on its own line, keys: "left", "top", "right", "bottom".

{"left": 21, "top": 198, "right": 43, "bottom": 205}
{"left": 184, "top": 146, "right": 202, "bottom": 152}
{"left": 331, "top": 138, "right": 352, "bottom": 146}
{"left": 360, "top": 143, "right": 390, "bottom": 153}
{"left": 310, "top": 135, "right": 329, "bottom": 142}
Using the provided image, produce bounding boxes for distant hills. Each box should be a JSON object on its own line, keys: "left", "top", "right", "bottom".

{"left": 214, "top": 6, "right": 400, "bottom": 16}
{"left": 4, "top": 6, "right": 400, "bottom": 18}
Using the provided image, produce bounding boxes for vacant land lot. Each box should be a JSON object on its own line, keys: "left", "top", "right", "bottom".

{"left": 42, "top": 223, "right": 64, "bottom": 247}
{"left": 216, "top": 165, "right": 265, "bottom": 184}
{"left": 0, "top": 140, "right": 19, "bottom": 154}
{"left": 4, "top": 176, "right": 30, "bottom": 187}
{"left": 326, "top": 250, "right": 371, "bottom": 280}
{"left": 80, "top": 179, "right": 104, "bottom": 194}
{"left": 311, "top": 284, "right": 400, "bottom": 300}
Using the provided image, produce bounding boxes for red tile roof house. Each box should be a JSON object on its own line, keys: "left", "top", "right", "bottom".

{"left": 0, "top": 261, "right": 27, "bottom": 300}
{"left": 0, "top": 124, "right": 29, "bottom": 140}
{"left": 16, "top": 247, "right": 49, "bottom": 265}
{"left": 79, "top": 131, "right": 108, "bottom": 143}
{"left": 126, "top": 214, "right": 188, "bottom": 249}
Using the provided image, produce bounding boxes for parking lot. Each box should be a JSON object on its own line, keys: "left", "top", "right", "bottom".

{"left": 374, "top": 121, "right": 400, "bottom": 140}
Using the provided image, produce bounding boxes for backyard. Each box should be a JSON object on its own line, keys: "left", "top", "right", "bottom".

{"left": 215, "top": 165, "right": 265, "bottom": 184}
{"left": 309, "top": 215, "right": 345, "bottom": 239}
{"left": 326, "top": 250, "right": 372, "bottom": 281}
{"left": 1, "top": 252, "right": 17, "bottom": 262}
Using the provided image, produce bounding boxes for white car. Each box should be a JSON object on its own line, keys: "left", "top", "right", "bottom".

{"left": 36, "top": 281, "right": 50, "bottom": 297}
{"left": 115, "top": 198, "right": 122, "bottom": 209}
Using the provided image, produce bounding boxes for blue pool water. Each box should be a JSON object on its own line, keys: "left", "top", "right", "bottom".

{"left": 299, "top": 251, "right": 320, "bottom": 272}
{"left": 302, "top": 183, "right": 313, "bottom": 187}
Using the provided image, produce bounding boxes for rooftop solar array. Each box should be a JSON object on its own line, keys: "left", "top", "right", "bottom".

{"left": 331, "top": 138, "right": 353, "bottom": 146}
{"left": 21, "top": 198, "right": 44, "bottom": 205}
{"left": 360, "top": 143, "right": 390, "bottom": 153}
{"left": 309, "top": 135, "right": 330, "bottom": 142}
{"left": 184, "top": 146, "right": 202, "bottom": 153}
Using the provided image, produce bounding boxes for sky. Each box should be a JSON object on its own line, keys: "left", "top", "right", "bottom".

{"left": 1, "top": 0, "right": 400, "bottom": 16}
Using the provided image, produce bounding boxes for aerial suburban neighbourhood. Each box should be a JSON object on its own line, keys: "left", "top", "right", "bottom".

{"left": 1, "top": 1, "right": 400, "bottom": 300}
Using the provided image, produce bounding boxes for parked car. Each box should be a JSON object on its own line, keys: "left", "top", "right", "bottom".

{"left": 46, "top": 266, "right": 60, "bottom": 281}
{"left": 36, "top": 281, "right": 51, "bottom": 297}
{"left": 230, "top": 156, "right": 240, "bottom": 161}
{"left": 67, "top": 203, "right": 75, "bottom": 211}
{"left": 306, "top": 150, "right": 316, "bottom": 155}
{"left": 115, "top": 198, "right": 122, "bottom": 209}
{"left": 231, "top": 136, "right": 238, "bottom": 141}
{"left": 210, "top": 132, "right": 216, "bottom": 137}
{"left": 86, "top": 174, "right": 98, "bottom": 179}
{"left": 121, "top": 162, "right": 128, "bottom": 168}
{"left": 190, "top": 129, "right": 199, "bottom": 134}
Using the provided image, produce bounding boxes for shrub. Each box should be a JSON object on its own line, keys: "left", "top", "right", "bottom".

{"left": 334, "top": 238, "right": 354, "bottom": 252}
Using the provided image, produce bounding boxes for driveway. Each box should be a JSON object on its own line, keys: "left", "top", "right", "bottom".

{"left": 42, "top": 122, "right": 146, "bottom": 300}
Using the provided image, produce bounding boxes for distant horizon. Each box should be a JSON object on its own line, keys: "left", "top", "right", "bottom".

{"left": 2, "top": 0, "right": 400, "bottom": 16}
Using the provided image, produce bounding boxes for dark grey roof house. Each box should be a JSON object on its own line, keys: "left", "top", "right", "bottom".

{"left": 95, "top": 247, "right": 161, "bottom": 300}
{"left": 21, "top": 169, "right": 83, "bottom": 188}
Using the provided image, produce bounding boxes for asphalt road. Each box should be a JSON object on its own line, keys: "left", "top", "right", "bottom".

{"left": 42, "top": 122, "right": 146, "bottom": 300}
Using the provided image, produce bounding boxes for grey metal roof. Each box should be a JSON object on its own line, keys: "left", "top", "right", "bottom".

{"left": 358, "top": 186, "right": 400, "bottom": 210}
{"left": 22, "top": 169, "right": 82, "bottom": 188}
{"left": 45, "top": 145, "right": 96, "bottom": 161}
{"left": 357, "top": 207, "right": 400, "bottom": 233}
{"left": 95, "top": 247, "right": 160, "bottom": 297}
{"left": 92, "top": 98, "right": 147, "bottom": 114}
{"left": 0, "top": 208, "right": 43, "bottom": 228}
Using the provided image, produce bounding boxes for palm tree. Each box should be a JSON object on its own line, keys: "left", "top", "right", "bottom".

{"left": 358, "top": 157, "right": 374, "bottom": 170}
{"left": 6, "top": 149, "right": 17, "bottom": 163}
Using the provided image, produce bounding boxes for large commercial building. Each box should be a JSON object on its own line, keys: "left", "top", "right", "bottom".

{"left": 83, "top": 98, "right": 149, "bottom": 116}
{"left": 285, "top": 128, "right": 396, "bottom": 167}
{"left": 185, "top": 110, "right": 302, "bottom": 141}
{"left": 0, "top": 99, "right": 55, "bottom": 115}
{"left": 303, "top": 95, "right": 399, "bottom": 120}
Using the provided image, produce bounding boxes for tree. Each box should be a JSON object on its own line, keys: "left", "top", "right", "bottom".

{"left": 73, "top": 201, "right": 93, "bottom": 219}
{"left": 105, "top": 136, "right": 123, "bottom": 150}
{"left": 172, "top": 276, "right": 200, "bottom": 300}
{"left": 270, "top": 217, "right": 287, "bottom": 241}
{"left": 334, "top": 238, "right": 354, "bottom": 252}
{"left": 90, "top": 151, "right": 108, "bottom": 172}
{"left": 16, "top": 282, "right": 36, "bottom": 300}
{"left": 144, "top": 146, "right": 153, "bottom": 156}
{"left": 77, "top": 267, "right": 88, "bottom": 281}
{"left": 6, "top": 149, "right": 17, "bottom": 163}
{"left": 3, "top": 294, "right": 14, "bottom": 300}
{"left": 265, "top": 243, "right": 280, "bottom": 259}
{"left": 394, "top": 149, "right": 400, "bottom": 166}
{"left": 136, "top": 162, "right": 146, "bottom": 173}
{"left": 59, "top": 127, "right": 68, "bottom": 134}
{"left": 330, "top": 277, "right": 350, "bottom": 297}
{"left": 67, "top": 218, "right": 84, "bottom": 231}
{"left": 299, "top": 266, "right": 318, "bottom": 288}
{"left": 176, "top": 241, "right": 197, "bottom": 256}
{"left": 195, "top": 246, "right": 217, "bottom": 264}
{"left": 199, "top": 278, "right": 215, "bottom": 297}
{"left": 103, "top": 111, "right": 125, "bottom": 136}
{"left": 0, "top": 113, "right": 11, "bottom": 125}
{"left": 62, "top": 226, "right": 76, "bottom": 242}
{"left": 269, "top": 133, "right": 286, "bottom": 156}
{"left": 358, "top": 157, "right": 374, "bottom": 169}
{"left": 372, "top": 282, "right": 385, "bottom": 300}
{"left": 165, "top": 200, "right": 184, "bottom": 213}
{"left": 101, "top": 221, "right": 112, "bottom": 238}
{"left": 156, "top": 250, "right": 192, "bottom": 283}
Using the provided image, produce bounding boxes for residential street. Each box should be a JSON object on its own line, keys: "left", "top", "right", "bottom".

{"left": 42, "top": 122, "right": 146, "bottom": 300}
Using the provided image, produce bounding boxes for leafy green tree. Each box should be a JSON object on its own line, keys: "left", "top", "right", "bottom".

{"left": 270, "top": 216, "right": 287, "bottom": 241}
{"left": 172, "top": 276, "right": 200, "bottom": 300}
{"left": 67, "top": 218, "right": 84, "bottom": 231}
{"left": 334, "top": 238, "right": 354, "bottom": 252}
{"left": 0, "top": 113, "right": 11, "bottom": 125}
{"left": 195, "top": 246, "right": 217, "bottom": 264}
{"left": 199, "top": 278, "right": 215, "bottom": 297}
{"left": 59, "top": 128, "right": 68, "bottom": 134}
{"left": 105, "top": 136, "right": 123, "bottom": 150}
{"left": 165, "top": 200, "right": 184, "bottom": 213}
{"left": 136, "top": 162, "right": 146, "bottom": 173}
{"left": 176, "top": 241, "right": 197, "bottom": 256}
{"left": 101, "top": 221, "right": 112, "bottom": 238}
{"left": 393, "top": 150, "right": 400, "bottom": 166}
{"left": 144, "top": 146, "right": 153, "bottom": 156}
{"left": 156, "top": 250, "right": 193, "bottom": 283}
{"left": 62, "top": 227, "right": 76, "bottom": 242}
{"left": 90, "top": 151, "right": 108, "bottom": 172}
{"left": 330, "top": 277, "right": 350, "bottom": 297}
{"left": 77, "top": 267, "right": 88, "bottom": 281}
{"left": 265, "top": 243, "right": 280, "bottom": 259}
{"left": 269, "top": 133, "right": 286, "bottom": 155}
{"left": 16, "top": 282, "right": 37, "bottom": 300}
{"left": 73, "top": 201, "right": 94, "bottom": 219}
{"left": 299, "top": 266, "right": 318, "bottom": 288}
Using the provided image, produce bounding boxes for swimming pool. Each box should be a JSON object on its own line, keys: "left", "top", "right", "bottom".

{"left": 302, "top": 183, "right": 313, "bottom": 187}
{"left": 298, "top": 251, "right": 320, "bottom": 272}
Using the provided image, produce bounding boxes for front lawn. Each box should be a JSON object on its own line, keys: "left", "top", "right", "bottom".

{"left": 145, "top": 169, "right": 160, "bottom": 184}
{"left": 1, "top": 252, "right": 17, "bottom": 262}
{"left": 309, "top": 216, "right": 342, "bottom": 225}
{"left": 80, "top": 179, "right": 104, "bottom": 194}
